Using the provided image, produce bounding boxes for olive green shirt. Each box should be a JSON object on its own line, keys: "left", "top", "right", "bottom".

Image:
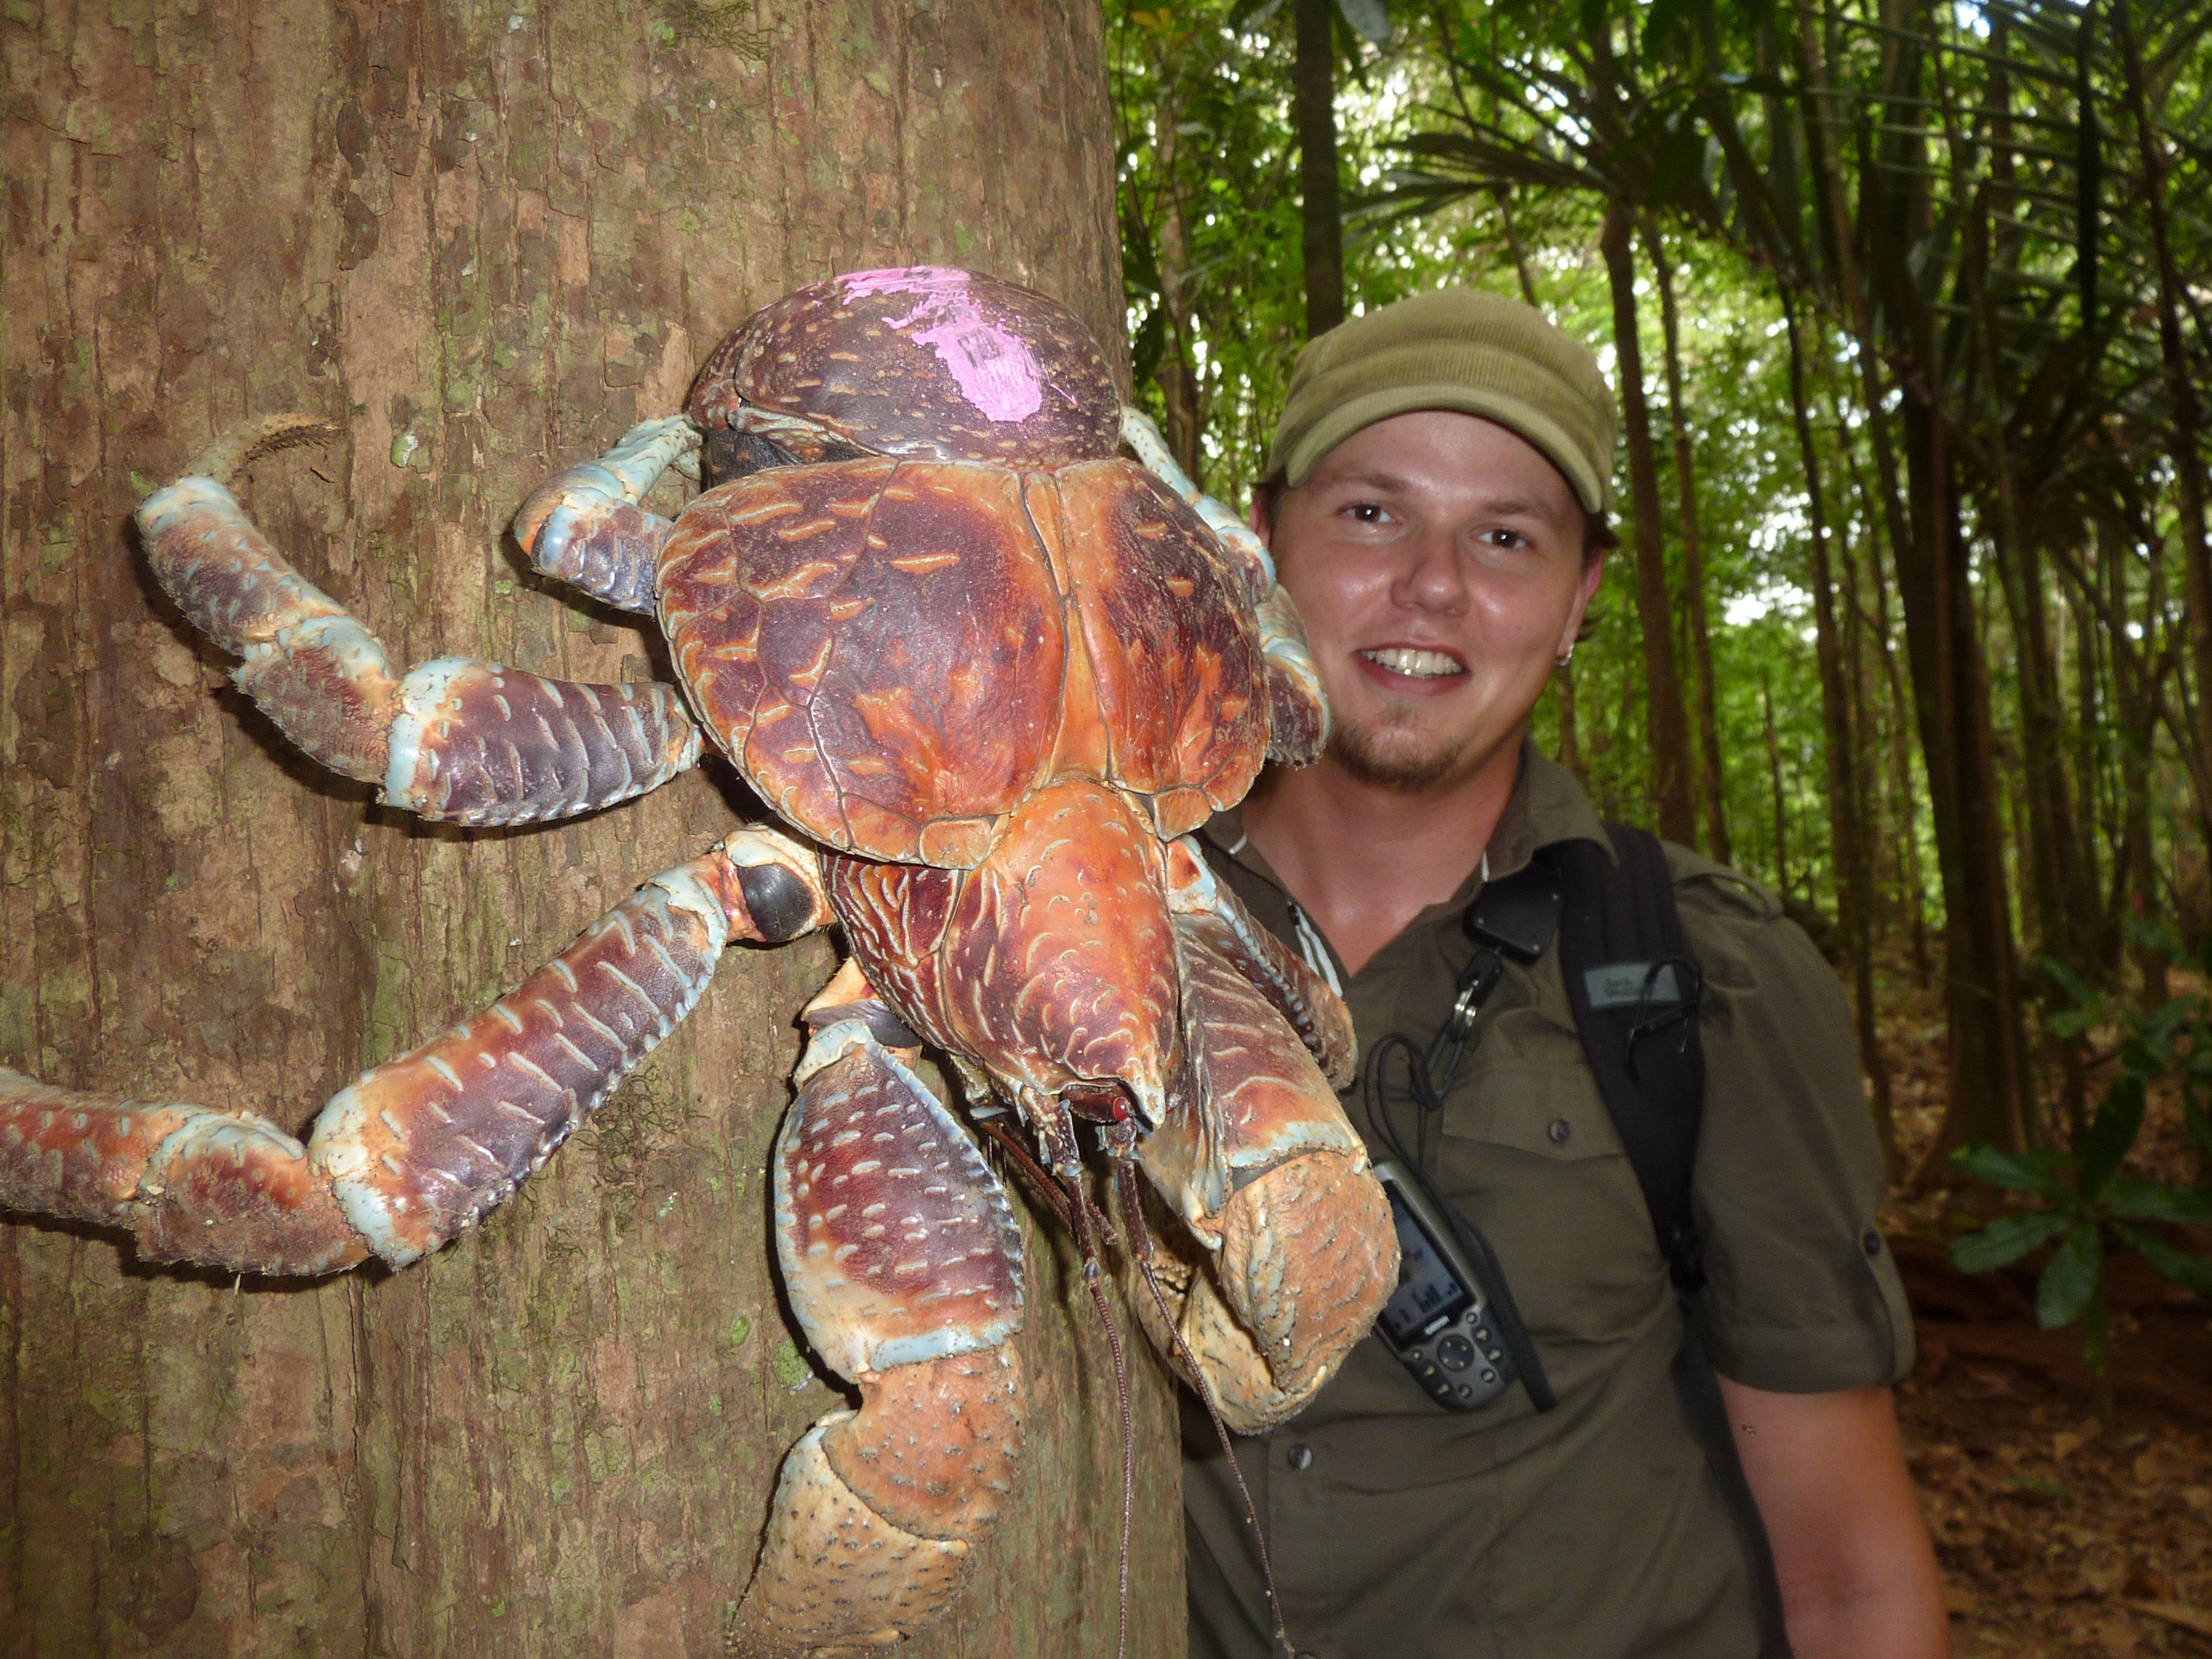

{"left": 1183, "top": 746, "right": 1913, "bottom": 1659}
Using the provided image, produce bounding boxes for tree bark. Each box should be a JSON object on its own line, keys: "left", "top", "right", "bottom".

{"left": 1895, "top": 392, "right": 2032, "bottom": 1157}
{"left": 2114, "top": 1, "right": 2212, "bottom": 847}
{"left": 1645, "top": 225, "right": 1729, "bottom": 864}
{"left": 1150, "top": 86, "right": 1207, "bottom": 484}
{"left": 1599, "top": 202, "right": 1697, "bottom": 847}
{"left": 1293, "top": 0, "right": 1345, "bottom": 337}
{"left": 1764, "top": 674, "right": 1793, "bottom": 899}
{"left": 0, "top": 4, "right": 1178, "bottom": 1656}
{"left": 1781, "top": 295, "right": 1895, "bottom": 1163}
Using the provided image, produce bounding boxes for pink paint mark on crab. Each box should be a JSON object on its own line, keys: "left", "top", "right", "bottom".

{"left": 840, "top": 266, "right": 1045, "bottom": 424}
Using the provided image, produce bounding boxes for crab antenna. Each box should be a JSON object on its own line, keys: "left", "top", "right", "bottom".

{"left": 1116, "top": 1164, "right": 1295, "bottom": 1659}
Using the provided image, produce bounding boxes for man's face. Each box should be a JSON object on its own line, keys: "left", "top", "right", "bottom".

{"left": 1261, "top": 409, "right": 1604, "bottom": 792}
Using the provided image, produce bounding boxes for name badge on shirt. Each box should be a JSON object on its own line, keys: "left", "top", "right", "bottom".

{"left": 1583, "top": 961, "right": 1683, "bottom": 1011}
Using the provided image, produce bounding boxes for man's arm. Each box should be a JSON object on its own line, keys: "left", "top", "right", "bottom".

{"left": 1716, "top": 1378, "right": 1950, "bottom": 1659}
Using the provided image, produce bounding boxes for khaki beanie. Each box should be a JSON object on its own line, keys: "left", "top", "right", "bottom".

{"left": 1267, "top": 289, "right": 1618, "bottom": 515}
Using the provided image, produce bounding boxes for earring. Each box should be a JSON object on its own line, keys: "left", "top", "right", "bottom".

{"left": 1556, "top": 644, "right": 1575, "bottom": 668}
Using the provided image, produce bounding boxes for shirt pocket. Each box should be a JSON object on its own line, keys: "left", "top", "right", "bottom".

{"left": 1427, "top": 1024, "right": 1673, "bottom": 1348}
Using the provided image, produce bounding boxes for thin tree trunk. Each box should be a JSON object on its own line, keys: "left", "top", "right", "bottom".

{"left": 1557, "top": 659, "right": 1585, "bottom": 780}
{"left": 1896, "top": 392, "right": 2032, "bottom": 1158}
{"left": 1781, "top": 296, "right": 1896, "bottom": 1163}
{"left": 1294, "top": 0, "right": 1346, "bottom": 336}
{"left": 1599, "top": 201, "right": 1698, "bottom": 846}
{"left": 1863, "top": 481, "right": 1934, "bottom": 986}
{"left": 2114, "top": 1, "right": 2212, "bottom": 840}
{"left": 1151, "top": 92, "right": 1208, "bottom": 484}
{"left": 2107, "top": 539, "right": 2172, "bottom": 1010}
{"left": 1765, "top": 675, "right": 1793, "bottom": 899}
{"left": 0, "top": 4, "right": 1176, "bottom": 1654}
{"left": 1646, "top": 225, "right": 1730, "bottom": 863}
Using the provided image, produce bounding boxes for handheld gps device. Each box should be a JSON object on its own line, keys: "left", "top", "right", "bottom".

{"left": 1370, "top": 1160, "right": 1519, "bottom": 1411}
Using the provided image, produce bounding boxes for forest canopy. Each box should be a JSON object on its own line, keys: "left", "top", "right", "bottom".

{"left": 1109, "top": 0, "right": 2212, "bottom": 1170}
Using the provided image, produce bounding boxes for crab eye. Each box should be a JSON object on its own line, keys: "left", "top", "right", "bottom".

{"left": 701, "top": 427, "right": 798, "bottom": 489}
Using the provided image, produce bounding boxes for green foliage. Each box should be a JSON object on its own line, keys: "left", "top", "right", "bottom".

{"left": 1950, "top": 953, "right": 2212, "bottom": 1394}
{"left": 1109, "top": 0, "right": 2212, "bottom": 1141}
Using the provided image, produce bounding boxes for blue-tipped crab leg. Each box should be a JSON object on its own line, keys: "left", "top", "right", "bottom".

{"left": 1118, "top": 406, "right": 1275, "bottom": 591}
{"left": 734, "top": 963, "right": 1026, "bottom": 1655}
{"left": 0, "top": 826, "right": 833, "bottom": 1277}
{"left": 1129, "top": 910, "right": 1393, "bottom": 1434}
{"left": 512, "top": 414, "right": 700, "bottom": 614}
{"left": 137, "top": 416, "right": 702, "bottom": 827}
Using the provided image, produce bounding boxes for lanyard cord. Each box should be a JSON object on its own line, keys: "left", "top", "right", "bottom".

{"left": 1358, "top": 853, "right": 1559, "bottom": 1413}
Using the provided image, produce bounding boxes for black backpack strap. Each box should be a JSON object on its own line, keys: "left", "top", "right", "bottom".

{"left": 1549, "top": 825, "right": 1709, "bottom": 1291}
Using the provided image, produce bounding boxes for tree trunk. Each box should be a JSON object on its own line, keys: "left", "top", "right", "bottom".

{"left": 1293, "top": 0, "right": 1345, "bottom": 336}
{"left": 2114, "top": 1, "right": 2212, "bottom": 846}
{"left": 1599, "top": 202, "right": 1697, "bottom": 847}
{"left": 1894, "top": 394, "right": 2032, "bottom": 1158}
{"left": 1645, "top": 226, "right": 1729, "bottom": 864}
{"left": 1150, "top": 88, "right": 1208, "bottom": 485}
{"left": 1556, "top": 660, "right": 1584, "bottom": 780}
{"left": 0, "top": 4, "right": 1179, "bottom": 1656}
{"left": 1781, "top": 296, "right": 1895, "bottom": 1164}
{"left": 1764, "top": 675, "right": 1792, "bottom": 898}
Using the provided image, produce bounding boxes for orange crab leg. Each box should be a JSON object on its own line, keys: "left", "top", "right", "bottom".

{"left": 137, "top": 416, "right": 700, "bottom": 826}
{"left": 1131, "top": 917, "right": 1395, "bottom": 1433}
{"left": 1162, "top": 835, "right": 1356, "bottom": 1088}
{"left": 512, "top": 414, "right": 697, "bottom": 613}
{"left": 735, "top": 980, "right": 1026, "bottom": 1656}
{"left": 1119, "top": 408, "right": 1332, "bottom": 765}
{"left": 0, "top": 827, "right": 831, "bottom": 1277}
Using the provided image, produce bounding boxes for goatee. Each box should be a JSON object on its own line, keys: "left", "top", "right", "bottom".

{"left": 1327, "top": 713, "right": 1464, "bottom": 791}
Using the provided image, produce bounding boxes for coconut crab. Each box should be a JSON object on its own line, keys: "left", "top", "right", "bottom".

{"left": 0, "top": 267, "right": 1394, "bottom": 1654}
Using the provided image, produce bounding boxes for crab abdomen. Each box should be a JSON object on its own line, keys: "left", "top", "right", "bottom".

{"left": 823, "top": 779, "right": 1186, "bottom": 1125}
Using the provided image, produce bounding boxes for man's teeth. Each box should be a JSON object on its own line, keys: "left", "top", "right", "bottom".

{"left": 1360, "top": 646, "right": 1464, "bottom": 680}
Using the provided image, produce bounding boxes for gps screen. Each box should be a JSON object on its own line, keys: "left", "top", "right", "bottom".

{"left": 1377, "top": 1183, "right": 1471, "bottom": 1345}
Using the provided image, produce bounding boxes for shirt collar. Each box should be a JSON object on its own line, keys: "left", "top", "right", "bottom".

{"left": 1200, "top": 737, "right": 1615, "bottom": 916}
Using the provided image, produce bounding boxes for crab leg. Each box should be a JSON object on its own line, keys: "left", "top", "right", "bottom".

{"left": 1131, "top": 917, "right": 1395, "bottom": 1433}
{"left": 136, "top": 416, "right": 701, "bottom": 827}
{"left": 512, "top": 415, "right": 699, "bottom": 613}
{"left": 734, "top": 972, "right": 1025, "bottom": 1657}
{"left": 1163, "top": 837, "right": 1356, "bottom": 1087}
{"left": 0, "top": 827, "right": 831, "bottom": 1276}
{"left": 1119, "top": 407, "right": 1274, "bottom": 593}
{"left": 1119, "top": 408, "right": 1332, "bottom": 763}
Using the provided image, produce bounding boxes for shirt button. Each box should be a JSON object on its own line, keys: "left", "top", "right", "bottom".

{"left": 1286, "top": 1443, "right": 1314, "bottom": 1472}
{"left": 1862, "top": 1228, "right": 1883, "bottom": 1258}
{"left": 1548, "top": 1118, "right": 1573, "bottom": 1145}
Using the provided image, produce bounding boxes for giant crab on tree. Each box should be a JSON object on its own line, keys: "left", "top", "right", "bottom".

{"left": 0, "top": 267, "right": 1395, "bottom": 1655}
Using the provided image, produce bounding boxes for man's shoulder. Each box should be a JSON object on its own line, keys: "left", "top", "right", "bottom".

{"left": 1648, "top": 839, "right": 1853, "bottom": 993}
{"left": 1655, "top": 841, "right": 1782, "bottom": 924}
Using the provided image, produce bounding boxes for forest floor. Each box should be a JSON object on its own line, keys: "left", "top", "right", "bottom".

{"left": 1875, "top": 966, "right": 2212, "bottom": 1657}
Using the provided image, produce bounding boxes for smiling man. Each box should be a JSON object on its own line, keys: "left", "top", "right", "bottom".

{"left": 1182, "top": 291, "right": 1949, "bottom": 1659}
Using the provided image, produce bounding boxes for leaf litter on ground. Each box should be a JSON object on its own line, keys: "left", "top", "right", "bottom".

{"left": 1874, "top": 956, "right": 2212, "bottom": 1657}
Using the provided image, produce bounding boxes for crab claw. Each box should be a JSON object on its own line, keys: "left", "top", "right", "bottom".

{"left": 733, "top": 1011, "right": 1026, "bottom": 1655}
{"left": 1131, "top": 920, "right": 1395, "bottom": 1433}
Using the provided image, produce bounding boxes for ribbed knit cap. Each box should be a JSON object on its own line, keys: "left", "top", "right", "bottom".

{"left": 1267, "top": 289, "right": 1617, "bottom": 514}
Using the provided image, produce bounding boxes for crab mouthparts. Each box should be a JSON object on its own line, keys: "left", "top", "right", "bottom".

{"left": 1359, "top": 646, "right": 1465, "bottom": 680}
